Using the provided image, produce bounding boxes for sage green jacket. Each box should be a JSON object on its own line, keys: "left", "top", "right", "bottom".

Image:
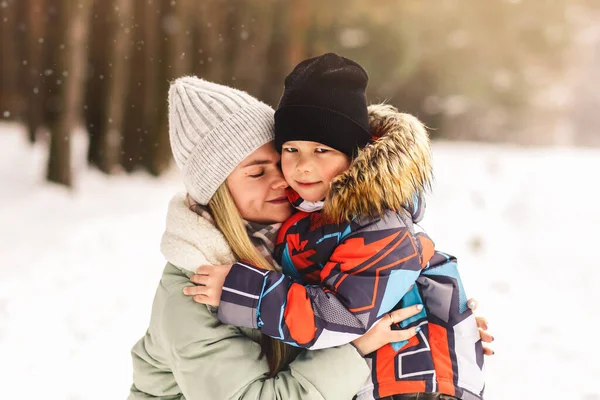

{"left": 129, "top": 194, "right": 370, "bottom": 399}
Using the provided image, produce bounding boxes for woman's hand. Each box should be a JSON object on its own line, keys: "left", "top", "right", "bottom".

{"left": 183, "top": 264, "right": 232, "bottom": 307}
{"left": 352, "top": 298, "right": 495, "bottom": 357}
{"left": 468, "top": 298, "right": 495, "bottom": 356}
{"left": 352, "top": 304, "right": 423, "bottom": 356}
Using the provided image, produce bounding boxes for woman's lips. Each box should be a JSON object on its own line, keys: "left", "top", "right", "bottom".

{"left": 267, "top": 196, "right": 288, "bottom": 204}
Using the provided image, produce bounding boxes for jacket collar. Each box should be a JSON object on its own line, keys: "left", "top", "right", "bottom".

{"left": 285, "top": 187, "right": 325, "bottom": 213}
{"left": 160, "top": 193, "right": 236, "bottom": 273}
{"left": 323, "top": 103, "right": 433, "bottom": 223}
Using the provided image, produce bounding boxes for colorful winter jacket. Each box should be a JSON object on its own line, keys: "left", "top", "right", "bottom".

{"left": 217, "top": 104, "right": 485, "bottom": 400}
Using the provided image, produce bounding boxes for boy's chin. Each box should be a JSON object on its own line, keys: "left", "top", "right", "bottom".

{"left": 294, "top": 189, "right": 327, "bottom": 202}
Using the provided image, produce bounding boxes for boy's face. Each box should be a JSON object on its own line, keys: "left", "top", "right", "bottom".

{"left": 281, "top": 140, "right": 350, "bottom": 202}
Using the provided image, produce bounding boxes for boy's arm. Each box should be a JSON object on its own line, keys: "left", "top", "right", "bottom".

{"left": 217, "top": 221, "right": 434, "bottom": 349}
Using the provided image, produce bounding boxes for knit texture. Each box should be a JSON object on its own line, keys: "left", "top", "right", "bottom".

{"left": 274, "top": 53, "right": 371, "bottom": 158}
{"left": 168, "top": 76, "right": 275, "bottom": 204}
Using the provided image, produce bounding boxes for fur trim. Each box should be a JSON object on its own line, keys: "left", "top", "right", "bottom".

{"left": 160, "top": 193, "right": 236, "bottom": 273}
{"left": 323, "top": 103, "right": 433, "bottom": 222}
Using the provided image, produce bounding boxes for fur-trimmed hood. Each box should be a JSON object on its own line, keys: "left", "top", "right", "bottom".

{"left": 323, "top": 103, "right": 433, "bottom": 223}
{"left": 160, "top": 193, "right": 236, "bottom": 273}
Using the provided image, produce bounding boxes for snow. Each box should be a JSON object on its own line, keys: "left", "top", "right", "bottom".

{"left": 424, "top": 144, "right": 600, "bottom": 399}
{"left": 1, "top": 122, "right": 598, "bottom": 399}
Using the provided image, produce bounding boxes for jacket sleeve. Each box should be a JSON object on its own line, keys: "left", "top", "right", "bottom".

{"left": 135, "top": 287, "right": 370, "bottom": 400}
{"left": 217, "top": 218, "right": 435, "bottom": 349}
{"left": 129, "top": 332, "right": 182, "bottom": 399}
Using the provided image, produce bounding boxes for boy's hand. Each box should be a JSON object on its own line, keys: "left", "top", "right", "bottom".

{"left": 183, "top": 264, "right": 233, "bottom": 307}
{"left": 468, "top": 298, "right": 495, "bottom": 356}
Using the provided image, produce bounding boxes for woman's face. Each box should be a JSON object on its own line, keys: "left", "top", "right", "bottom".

{"left": 227, "top": 142, "right": 292, "bottom": 224}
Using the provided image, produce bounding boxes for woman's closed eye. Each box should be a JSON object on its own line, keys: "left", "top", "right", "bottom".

{"left": 248, "top": 170, "right": 265, "bottom": 178}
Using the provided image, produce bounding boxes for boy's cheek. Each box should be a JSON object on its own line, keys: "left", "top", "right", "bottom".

{"left": 280, "top": 157, "right": 294, "bottom": 180}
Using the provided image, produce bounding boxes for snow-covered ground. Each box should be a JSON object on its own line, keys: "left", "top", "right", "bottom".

{"left": 0, "top": 122, "right": 598, "bottom": 400}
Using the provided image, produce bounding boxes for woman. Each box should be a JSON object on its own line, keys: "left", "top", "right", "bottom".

{"left": 129, "top": 77, "right": 431, "bottom": 400}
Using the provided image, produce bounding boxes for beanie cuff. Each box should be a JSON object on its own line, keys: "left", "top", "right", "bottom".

{"left": 274, "top": 105, "right": 371, "bottom": 158}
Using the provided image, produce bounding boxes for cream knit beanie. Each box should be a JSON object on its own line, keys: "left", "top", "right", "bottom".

{"left": 168, "top": 76, "right": 275, "bottom": 205}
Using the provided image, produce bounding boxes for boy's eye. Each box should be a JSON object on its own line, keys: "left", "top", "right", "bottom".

{"left": 315, "top": 148, "right": 329, "bottom": 153}
{"left": 283, "top": 147, "right": 298, "bottom": 153}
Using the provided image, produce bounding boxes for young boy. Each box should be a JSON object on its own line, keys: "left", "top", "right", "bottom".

{"left": 195, "top": 54, "right": 485, "bottom": 400}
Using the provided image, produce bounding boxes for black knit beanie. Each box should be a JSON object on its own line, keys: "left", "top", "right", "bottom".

{"left": 274, "top": 53, "right": 371, "bottom": 158}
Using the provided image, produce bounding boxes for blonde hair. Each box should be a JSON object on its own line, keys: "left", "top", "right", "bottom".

{"left": 190, "top": 183, "right": 299, "bottom": 376}
{"left": 207, "top": 184, "right": 272, "bottom": 269}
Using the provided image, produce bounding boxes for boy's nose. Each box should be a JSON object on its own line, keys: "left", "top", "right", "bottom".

{"left": 296, "top": 160, "right": 312, "bottom": 174}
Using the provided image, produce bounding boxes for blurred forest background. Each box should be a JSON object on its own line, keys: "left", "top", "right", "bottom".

{"left": 1, "top": 0, "right": 599, "bottom": 186}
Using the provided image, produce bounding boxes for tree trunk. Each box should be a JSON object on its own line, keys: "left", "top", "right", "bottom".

{"left": 23, "top": 0, "right": 48, "bottom": 143}
{"left": 230, "top": 0, "right": 275, "bottom": 97}
{"left": 85, "top": 1, "right": 112, "bottom": 168}
{"left": 144, "top": 0, "right": 192, "bottom": 175}
{"left": 191, "top": 1, "right": 210, "bottom": 78}
{"left": 261, "top": 0, "right": 291, "bottom": 106}
{"left": 138, "top": 0, "right": 161, "bottom": 174}
{"left": 43, "top": 0, "right": 67, "bottom": 132}
{"left": 98, "top": 0, "right": 134, "bottom": 173}
{"left": 221, "top": 0, "right": 241, "bottom": 87}
{"left": 47, "top": 0, "right": 93, "bottom": 186}
{"left": 121, "top": 0, "right": 147, "bottom": 172}
{"left": 198, "top": 0, "right": 232, "bottom": 83}
{"left": 169, "top": 0, "right": 193, "bottom": 79}
{"left": 0, "top": 0, "right": 19, "bottom": 119}
{"left": 288, "top": 0, "right": 311, "bottom": 66}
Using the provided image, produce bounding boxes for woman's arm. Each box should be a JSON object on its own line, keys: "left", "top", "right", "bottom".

{"left": 131, "top": 280, "right": 370, "bottom": 400}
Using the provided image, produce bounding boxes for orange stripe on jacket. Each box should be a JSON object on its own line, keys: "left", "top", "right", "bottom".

{"left": 284, "top": 284, "right": 317, "bottom": 344}
{"left": 327, "top": 231, "right": 414, "bottom": 290}
{"left": 428, "top": 323, "right": 456, "bottom": 396}
{"left": 329, "top": 231, "right": 403, "bottom": 274}
{"left": 376, "top": 343, "right": 426, "bottom": 397}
